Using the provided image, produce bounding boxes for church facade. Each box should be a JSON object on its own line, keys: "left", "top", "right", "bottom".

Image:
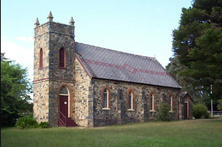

{"left": 33, "top": 12, "right": 192, "bottom": 127}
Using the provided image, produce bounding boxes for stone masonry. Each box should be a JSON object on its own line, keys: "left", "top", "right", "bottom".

{"left": 33, "top": 12, "right": 187, "bottom": 127}
{"left": 91, "top": 79, "right": 180, "bottom": 126}
{"left": 33, "top": 13, "right": 75, "bottom": 126}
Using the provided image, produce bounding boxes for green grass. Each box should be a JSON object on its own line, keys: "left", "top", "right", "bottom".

{"left": 1, "top": 118, "right": 222, "bottom": 147}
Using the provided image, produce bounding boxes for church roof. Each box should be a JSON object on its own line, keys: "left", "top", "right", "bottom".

{"left": 180, "top": 92, "right": 194, "bottom": 102}
{"left": 75, "top": 42, "right": 181, "bottom": 89}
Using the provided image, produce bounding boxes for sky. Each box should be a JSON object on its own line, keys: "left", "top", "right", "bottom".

{"left": 1, "top": 0, "right": 192, "bottom": 86}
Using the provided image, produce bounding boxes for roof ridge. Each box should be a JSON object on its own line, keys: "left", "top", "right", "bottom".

{"left": 75, "top": 42, "right": 156, "bottom": 60}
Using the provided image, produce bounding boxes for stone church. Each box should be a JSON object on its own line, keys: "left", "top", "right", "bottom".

{"left": 33, "top": 12, "right": 193, "bottom": 127}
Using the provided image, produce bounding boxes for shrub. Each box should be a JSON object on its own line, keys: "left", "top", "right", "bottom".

{"left": 193, "top": 104, "right": 208, "bottom": 119}
{"left": 204, "top": 111, "right": 210, "bottom": 119}
{"left": 217, "top": 100, "right": 222, "bottom": 111}
{"left": 15, "top": 116, "right": 38, "bottom": 129}
{"left": 157, "top": 102, "right": 170, "bottom": 121}
{"left": 38, "top": 122, "right": 49, "bottom": 128}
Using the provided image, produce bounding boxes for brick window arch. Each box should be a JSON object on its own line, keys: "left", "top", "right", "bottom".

{"left": 39, "top": 48, "right": 43, "bottom": 69}
{"left": 168, "top": 93, "right": 173, "bottom": 111}
{"left": 101, "top": 86, "right": 111, "bottom": 108}
{"left": 126, "top": 88, "right": 135, "bottom": 110}
{"left": 149, "top": 91, "right": 155, "bottom": 111}
{"left": 59, "top": 47, "right": 65, "bottom": 68}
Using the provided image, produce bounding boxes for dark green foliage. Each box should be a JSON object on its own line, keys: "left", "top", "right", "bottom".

{"left": 204, "top": 111, "right": 210, "bottom": 119}
{"left": 217, "top": 100, "right": 222, "bottom": 110}
{"left": 15, "top": 115, "right": 49, "bottom": 129}
{"left": 38, "top": 122, "right": 49, "bottom": 128}
{"left": 1, "top": 53, "right": 32, "bottom": 126}
{"left": 157, "top": 102, "right": 170, "bottom": 121}
{"left": 166, "top": 57, "right": 208, "bottom": 103}
{"left": 193, "top": 104, "right": 208, "bottom": 119}
{"left": 15, "top": 116, "right": 38, "bottom": 129}
{"left": 172, "top": 0, "right": 222, "bottom": 101}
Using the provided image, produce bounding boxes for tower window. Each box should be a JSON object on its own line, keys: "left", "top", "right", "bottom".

{"left": 39, "top": 48, "right": 43, "bottom": 69}
{"left": 59, "top": 48, "right": 65, "bottom": 68}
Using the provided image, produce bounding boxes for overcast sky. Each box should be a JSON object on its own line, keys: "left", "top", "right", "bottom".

{"left": 2, "top": 0, "right": 192, "bottom": 86}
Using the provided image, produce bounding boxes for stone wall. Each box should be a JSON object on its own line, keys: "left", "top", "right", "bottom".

{"left": 33, "top": 80, "right": 49, "bottom": 123}
{"left": 48, "top": 22, "right": 75, "bottom": 80}
{"left": 34, "top": 23, "right": 50, "bottom": 80}
{"left": 33, "top": 23, "right": 50, "bottom": 124}
{"left": 92, "top": 79, "right": 180, "bottom": 126}
{"left": 73, "top": 57, "right": 91, "bottom": 127}
{"left": 179, "top": 96, "right": 183, "bottom": 120}
{"left": 33, "top": 21, "right": 75, "bottom": 126}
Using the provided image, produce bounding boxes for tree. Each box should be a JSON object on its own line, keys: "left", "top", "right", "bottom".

{"left": 166, "top": 57, "right": 208, "bottom": 103}
{"left": 1, "top": 53, "right": 32, "bottom": 126}
{"left": 172, "top": 0, "right": 222, "bottom": 101}
{"left": 217, "top": 100, "right": 222, "bottom": 110}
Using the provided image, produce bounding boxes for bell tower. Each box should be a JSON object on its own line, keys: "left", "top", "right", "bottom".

{"left": 33, "top": 11, "right": 75, "bottom": 126}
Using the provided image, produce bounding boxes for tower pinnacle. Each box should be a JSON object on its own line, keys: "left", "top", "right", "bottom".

{"left": 47, "top": 11, "right": 53, "bottom": 22}
{"left": 34, "top": 17, "right": 40, "bottom": 28}
{"left": 69, "top": 17, "right": 75, "bottom": 26}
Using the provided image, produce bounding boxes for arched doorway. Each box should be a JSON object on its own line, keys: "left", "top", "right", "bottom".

{"left": 184, "top": 98, "right": 189, "bottom": 119}
{"left": 59, "top": 86, "right": 69, "bottom": 118}
{"left": 58, "top": 85, "right": 77, "bottom": 127}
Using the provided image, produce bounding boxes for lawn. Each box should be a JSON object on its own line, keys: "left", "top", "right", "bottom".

{"left": 1, "top": 118, "right": 222, "bottom": 147}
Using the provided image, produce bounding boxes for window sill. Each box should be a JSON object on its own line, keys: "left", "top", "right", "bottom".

{"left": 102, "top": 108, "right": 110, "bottom": 111}
{"left": 59, "top": 67, "right": 66, "bottom": 69}
{"left": 169, "top": 111, "right": 174, "bottom": 113}
{"left": 127, "top": 109, "right": 135, "bottom": 112}
{"left": 149, "top": 110, "right": 156, "bottom": 112}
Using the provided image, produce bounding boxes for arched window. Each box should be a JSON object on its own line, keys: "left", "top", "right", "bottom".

{"left": 60, "top": 86, "right": 68, "bottom": 95}
{"left": 59, "top": 48, "right": 65, "bottom": 68}
{"left": 101, "top": 86, "right": 111, "bottom": 109}
{"left": 129, "top": 92, "right": 132, "bottom": 109}
{"left": 39, "top": 48, "right": 43, "bottom": 69}
{"left": 168, "top": 93, "right": 173, "bottom": 112}
{"left": 127, "top": 88, "right": 135, "bottom": 110}
{"left": 103, "top": 89, "right": 108, "bottom": 108}
{"left": 149, "top": 91, "right": 155, "bottom": 111}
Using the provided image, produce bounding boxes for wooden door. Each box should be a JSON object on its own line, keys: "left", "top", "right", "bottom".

{"left": 184, "top": 103, "right": 187, "bottom": 119}
{"left": 60, "top": 96, "right": 68, "bottom": 117}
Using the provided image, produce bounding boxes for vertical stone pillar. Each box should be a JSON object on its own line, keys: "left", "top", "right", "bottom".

{"left": 87, "top": 80, "right": 94, "bottom": 127}
{"left": 117, "top": 89, "right": 122, "bottom": 125}
{"left": 141, "top": 88, "right": 145, "bottom": 122}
